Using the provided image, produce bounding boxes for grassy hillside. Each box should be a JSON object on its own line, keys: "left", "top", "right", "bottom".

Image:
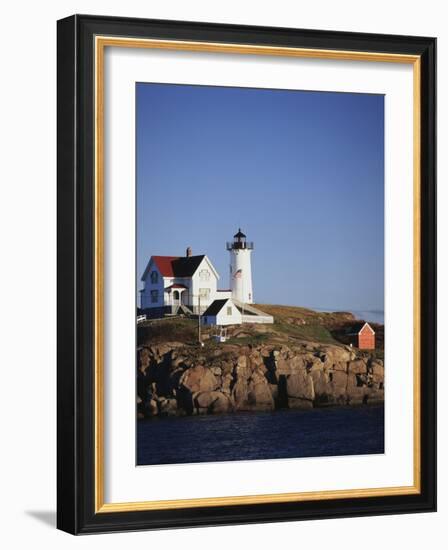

{"left": 255, "top": 304, "right": 355, "bottom": 345}
{"left": 138, "top": 318, "right": 198, "bottom": 346}
{"left": 257, "top": 304, "right": 383, "bottom": 350}
{"left": 255, "top": 304, "right": 355, "bottom": 327}
{"left": 137, "top": 304, "right": 385, "bottom": 351}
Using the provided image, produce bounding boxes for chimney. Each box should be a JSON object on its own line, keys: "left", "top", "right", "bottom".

{"left": 186, "top": 246, "right": 192, "bottom": 257}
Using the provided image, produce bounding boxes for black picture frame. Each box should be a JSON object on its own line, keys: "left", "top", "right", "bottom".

{"left": 57, "top": 14, "right": 436, "bottom": 534}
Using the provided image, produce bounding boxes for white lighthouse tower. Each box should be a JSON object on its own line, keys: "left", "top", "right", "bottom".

{"left": 227, "top": 228, "right": 254, "bottom": 304}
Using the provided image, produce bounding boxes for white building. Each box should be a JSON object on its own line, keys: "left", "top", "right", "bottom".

{"left": 202, "top": 298, "right": 242, "bottom": 326}
{"left": 140, "top": 248, "right": 231, "bottom": 315}
{"left": 140, "top": 230, "right": 273, "bottom": 325}
{"left": 227, "top": 229, "right": 254, "bottom": 304}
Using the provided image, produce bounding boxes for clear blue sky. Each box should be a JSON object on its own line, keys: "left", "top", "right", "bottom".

{"left": 136, "top": 83, "right": 384, "bottom": 312}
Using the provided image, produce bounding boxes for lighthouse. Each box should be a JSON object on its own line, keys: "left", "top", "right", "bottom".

{"left": 226, "top": 228, "right": 254, "bottom": 304}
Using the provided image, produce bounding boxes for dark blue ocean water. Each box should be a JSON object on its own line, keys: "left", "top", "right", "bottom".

{"left": 137, "top": 405, "right": 384, "bottom": 466}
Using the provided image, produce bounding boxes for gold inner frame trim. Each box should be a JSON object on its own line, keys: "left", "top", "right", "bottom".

{"left": 94, "top": 35, "right": 422, "bottom": 513}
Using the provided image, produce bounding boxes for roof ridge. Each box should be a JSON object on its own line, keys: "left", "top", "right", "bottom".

{"left": 202, "top": 298, "right": 230, "bottom": 317}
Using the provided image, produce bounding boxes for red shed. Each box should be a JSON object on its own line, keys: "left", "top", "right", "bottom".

{"left": 358, "top": 322, "right": 375, "bottom": 350}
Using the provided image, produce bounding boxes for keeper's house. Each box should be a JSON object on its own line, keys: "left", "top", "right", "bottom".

{"left": 140, "top": 247, "right": 231, "bottom": 317}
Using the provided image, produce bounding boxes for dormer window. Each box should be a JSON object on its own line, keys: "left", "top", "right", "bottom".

{"left": 150, "top": 271, "right": 158, "bottom": 284}
{"left": 199, "top": 269, "right": 210, "bottom": 281}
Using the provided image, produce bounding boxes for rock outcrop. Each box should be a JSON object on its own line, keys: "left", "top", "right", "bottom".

{"left": 137, "top": 341, "right": 384, "bottom": 419}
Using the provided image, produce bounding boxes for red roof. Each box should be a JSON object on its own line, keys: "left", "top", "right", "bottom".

{"left": 142, "top": 254, "right": 210, "bottom": 281}
{"left": 151, "top": 256, "right": 179, "bottom": 277}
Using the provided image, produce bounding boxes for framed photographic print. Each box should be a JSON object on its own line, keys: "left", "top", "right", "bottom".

{"left": 57, "top": 15, "right": 436, "bottom": 534}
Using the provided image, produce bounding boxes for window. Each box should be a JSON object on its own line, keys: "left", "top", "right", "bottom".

{"left": 150, "top": 290, "right": 158, "bottom": 303}
{"left": 150, "top": 271, "right": 158, "bottom": 284}
{"left": 227, "top": 306, "right": 232, "bottom": 316}
{"left": 199, "top": 269, "right": 210, "bottom": 281}
{"left": 198, "top": 288, "right": 210, "bottom": 299}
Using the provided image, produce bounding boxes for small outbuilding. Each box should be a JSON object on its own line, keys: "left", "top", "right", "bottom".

{"left": 357, "top": 322, "right": 376, "bottom": 350}
{"left": 202, "top": 298, "right": 242, "bottom": 327}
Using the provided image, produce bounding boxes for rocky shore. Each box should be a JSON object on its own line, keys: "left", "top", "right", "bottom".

{"left": 137, "top": 340, "right": 384, "bottom": 419}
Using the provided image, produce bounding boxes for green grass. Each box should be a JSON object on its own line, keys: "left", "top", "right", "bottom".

{"left": 273, "top": 319, "right": 338, "bottom": 344}
{"left": 256, "top": 304, "right": 354, "bottom": 327}
{"left": 224, "top": 333, "right": 270, "bottom": 346}
{"left": 137, "top": 318, "right": 198, "bottom": 346}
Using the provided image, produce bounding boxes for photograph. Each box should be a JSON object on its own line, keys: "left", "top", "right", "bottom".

{"left": 53, "top": 11, "right": 436, "bottom": 536}
{"left": 136, "top": 82, "right": 385, "bottom": 466}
